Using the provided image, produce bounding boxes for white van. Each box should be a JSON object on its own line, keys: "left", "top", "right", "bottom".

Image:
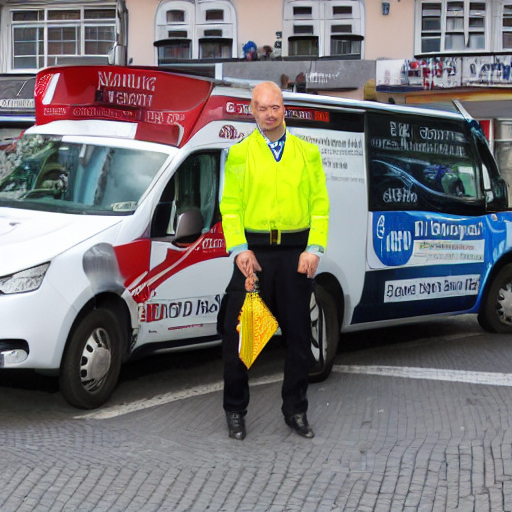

{"left": 0, "top": 65, "right": 510, "bottom": 409}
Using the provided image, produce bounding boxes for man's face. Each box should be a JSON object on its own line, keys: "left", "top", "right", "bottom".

{"left": 251, "top": 87, "right": 285, "bottom": 137}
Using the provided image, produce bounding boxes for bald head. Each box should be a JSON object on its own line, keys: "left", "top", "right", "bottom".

{"left": 251, "top": 81, "right": 286, "bottom": 141}
{"left": 252, "top": 81, "right": 283, "bottom": 102}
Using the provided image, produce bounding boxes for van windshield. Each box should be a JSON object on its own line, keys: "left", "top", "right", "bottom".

{"left": 0, "top": 135, "right": 169, "bottom": 215}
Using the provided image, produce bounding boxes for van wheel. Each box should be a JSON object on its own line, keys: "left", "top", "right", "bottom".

{"left": 478, "top": 264, "right": 512, "bottom": 333}
{"left": 309, "top": 285, "right": 340, "bottom": 383}
{"left": 60, "top": 308, "right": 123, "bottom": 409}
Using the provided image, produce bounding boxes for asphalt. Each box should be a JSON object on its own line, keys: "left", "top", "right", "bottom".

{"left": 1, "top": 315, "right": 512, "bottom": 511}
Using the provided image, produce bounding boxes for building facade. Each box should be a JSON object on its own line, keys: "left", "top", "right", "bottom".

{"left": 0, "top": 0, "right": 409, "bottom": 93}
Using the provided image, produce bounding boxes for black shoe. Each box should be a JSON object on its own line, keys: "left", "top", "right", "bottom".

{"left": 226, "top": 411, "right": 246, "bottom": 440}
{"left": 285, "top": 412, "right": 315, "bottom": 438}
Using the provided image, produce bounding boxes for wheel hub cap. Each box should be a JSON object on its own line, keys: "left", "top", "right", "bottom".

{"left": 80, "top": 328, "right": 112, "bottom": 391}
{"left": 87, "top": 347, "right": 111, "bottom": 381}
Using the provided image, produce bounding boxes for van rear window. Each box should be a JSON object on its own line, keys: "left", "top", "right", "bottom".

{"left": 368, "top": 113, "right": 482, "bottom": 214}
{"left": 0, "top": 135, "right": 168, "bottom": 214}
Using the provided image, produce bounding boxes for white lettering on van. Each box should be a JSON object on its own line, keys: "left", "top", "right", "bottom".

{"left": 145, "top": 111, "right": 185, "bottom": 125}
{"left": 383, "top": 187, "right": 417, "bottom": 203}
{"left": 97, "top": 71, "right": 156, "bottom": 92}
{"left": 114, "top": 91, "right": 153, "bottom": 108}
{"left": 371, "top": 137, "right": 467, "bottom": 157}
{"left": 201, "top": 238, "right": 224, "bottom": 250}
{"left": 219, "top": 124, "right": 247, "bottom": 140}
{"left": 225, "top": 102, "right": 252, "bottom": 115}
{"left": 418, "top": 127, "right": 466, "bottom": 143}
{"left": 386, "top": 230, "right": 412, "bottom": 253}
{"left": 390, "top": 121, "right": 411, "bottom": 139}
{"left": 44, "top": 107, "right": 67, "bottom": 116}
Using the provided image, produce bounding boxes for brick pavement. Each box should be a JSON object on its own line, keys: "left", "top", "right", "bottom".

{"left": 1, "top": 325, "right": 512, "bottom": 511}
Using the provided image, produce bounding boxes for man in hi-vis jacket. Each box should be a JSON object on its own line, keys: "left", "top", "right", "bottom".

{"left": 219, "top": 81, "right": 330, "bottom": 440}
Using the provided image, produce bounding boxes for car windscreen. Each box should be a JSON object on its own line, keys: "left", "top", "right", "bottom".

{"left": 0, "top": 135, "right": 169, "bottom": 215}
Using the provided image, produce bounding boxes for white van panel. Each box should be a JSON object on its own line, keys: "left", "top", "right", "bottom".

{"left": 0, "top": 207, "right": 122, "bottom": 275}
{"left": 27, "top": 119, "right": 138, "bottom": 139}
{"left": 289, "top": 127, "right": 368, "bottom": 325}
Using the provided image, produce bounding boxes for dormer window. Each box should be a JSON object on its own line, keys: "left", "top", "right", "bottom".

{"left": 205, "top": 9, "right": 224, "bottom": 21}
{"left": 333, "top": 6, "right": 352, "bottom": 16}
{"left": 294, "top": 25, "right": 314, "bottom": 34}
{"left": 293, "top": 6, "right": 312, "bottom": 16}
{"left": 167, "top": 10, "right": 185, "bottom": 23}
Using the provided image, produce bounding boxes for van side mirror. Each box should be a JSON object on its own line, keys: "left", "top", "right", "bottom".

{"left": 174, "top": 209, "right": 204, "bottom": 243}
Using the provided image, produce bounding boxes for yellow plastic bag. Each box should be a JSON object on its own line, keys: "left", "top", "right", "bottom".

{"left": 237, "top": 291, "right": 279, "bottom": 369}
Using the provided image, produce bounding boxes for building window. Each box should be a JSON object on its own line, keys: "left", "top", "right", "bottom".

{"left": 157, "top": 40, "right": 192, "bottom": 60}
{"left": 205, "top": 9, "right": 224, "bottom": 21}
{"left": 167, "top": 10, "right": 185, "bottom": 23}
{"left": 331, "top": 37, "right": 361, "bottom": 56}
{"left": 502, "top": 4, "right": 512, "bottom": 49}
{"left": 288, "top": 36, "right": 319, "bottom": 57}
{"left": 418, "top": 0, "right": 488, "bottom": 54}
{"left": 294, "top": 25, "right": 314, "bottom": 34}
{"left": 12, "top": 26, "right": 44, "bottom": 69}
{"left": 154, "top": 1, "right": 236, "bottom": 63}
{"left": 199, "top": 38, "right": 232, "bottom": 58}
{"left": 84, "top": 26, "right": 116, "bottom": 55}
{"left": 10, "top": 5, "right": 116, "bottom": 70}
{"left": 293, "top": 6, "right": 312, "bottom": 16}
{"left": 283, "top": 1, "right": 363, "bottom": 58}
{"left": 333, "top": 6, "right": 352, "bottom": 16}
{"left": 168, "top": 30, "right": 189, "bottom": 38}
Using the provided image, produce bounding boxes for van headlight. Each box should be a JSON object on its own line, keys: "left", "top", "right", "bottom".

{"left": 0, "top": 263, "right": 50, "bottom": 295}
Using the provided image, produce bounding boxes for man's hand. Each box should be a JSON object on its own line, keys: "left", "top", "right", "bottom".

{"left": 235, "top": 250, "right": 262, "bottom": 277}
{"left": 297, "top": 252, "right": 319, "bottom": 279}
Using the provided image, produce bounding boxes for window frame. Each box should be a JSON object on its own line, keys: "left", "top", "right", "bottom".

{"left": 416, "top": 0, "right": 491, "bottom": 56}
{"left": 367, "top": 112, "right": 485, "bottom": 216}
{"left": 498, "top": 2, "right": 512, "bottom": 51}
{"left": 154, "top": 0, "right": 237, "bottom": 63}
{"left": 151, "top": 150, "right": 221, "bottom": 241}
{"left": 283, "top": 0, "right": 364, "bottom": 59}
{"left": 8, "top": 4, "right": 117, "bottom": 71}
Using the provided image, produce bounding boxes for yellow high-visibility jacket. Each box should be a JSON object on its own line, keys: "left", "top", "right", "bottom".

{"left": 220, "top": 129, "right": 330, "bottom": 252}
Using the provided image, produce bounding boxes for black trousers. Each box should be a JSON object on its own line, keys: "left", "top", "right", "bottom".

{"left": 221, "top": 245, "right": 313, "bottom": 418}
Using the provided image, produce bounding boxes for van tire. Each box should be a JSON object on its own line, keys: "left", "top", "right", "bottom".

{"left": 478, "top": 264, "right": 512, "bottom": 333}
{"left": 60, "top": 308, "right": 123, "bottom": 409}
{"left": 309, "top": 285, "right": 340, "bottom": 383}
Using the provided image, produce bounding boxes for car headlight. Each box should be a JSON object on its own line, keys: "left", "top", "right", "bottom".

{"left": 0, "top": 263, "right": 50, "bottom": 295}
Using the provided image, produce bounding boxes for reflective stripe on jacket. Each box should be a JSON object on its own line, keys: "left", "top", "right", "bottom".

{"left": 220, "top": 129, "right": 330, "bottom": 252}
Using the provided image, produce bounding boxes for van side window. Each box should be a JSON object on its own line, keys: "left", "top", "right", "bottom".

{"left": 368, "top": 113, "right": 483, "bottom": 214}
{"left": 152, "top": 151, "right": 220, "bottom": 239}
